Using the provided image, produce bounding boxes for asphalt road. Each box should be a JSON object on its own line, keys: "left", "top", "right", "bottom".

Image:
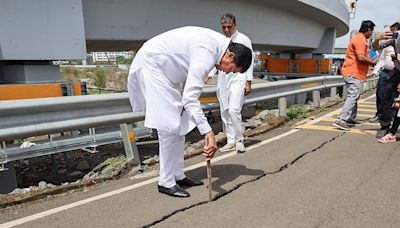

{"left": 1, "top": 93, "right": 400, "bottom": 228}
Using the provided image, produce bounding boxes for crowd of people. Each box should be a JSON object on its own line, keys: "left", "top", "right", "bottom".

{"left": 333, "top": 20, "right": 400, "bottom": 144}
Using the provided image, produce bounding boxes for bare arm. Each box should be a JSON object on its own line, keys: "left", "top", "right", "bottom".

{"left": 356, "top": 53, "right": 376, "bottom": 66}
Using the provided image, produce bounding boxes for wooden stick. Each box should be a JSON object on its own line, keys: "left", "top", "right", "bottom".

{"left": 205, "top": 136, "right": 212, "bottom": 202}
{"left": 207, "top": 159, "right": 212, "bottom": 202}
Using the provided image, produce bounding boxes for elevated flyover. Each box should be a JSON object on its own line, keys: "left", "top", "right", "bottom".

{"left": 0, "top": 0, "right": 349, "bottom": 83}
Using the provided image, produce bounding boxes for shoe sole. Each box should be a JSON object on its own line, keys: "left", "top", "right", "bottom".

{"left": 332, "top": 123, "right": 350, "bottom": 131}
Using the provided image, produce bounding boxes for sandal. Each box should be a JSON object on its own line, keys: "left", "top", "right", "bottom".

{"left": 378, "top": 133, "right": 396, "bottom": 144}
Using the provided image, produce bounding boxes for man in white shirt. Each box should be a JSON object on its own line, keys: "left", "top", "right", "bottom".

{"left": 368, "top": 44, "right": 396, "bottom": 123}
{"left": 208, "top": 13, "right": 254, "bottom": 153}
{"left": 128, "top": 26, "right": 252, "bottom": 197}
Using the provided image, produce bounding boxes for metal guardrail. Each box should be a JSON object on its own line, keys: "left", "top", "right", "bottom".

{"left": 0, "top": 75, "right": 379, "bottom": 167}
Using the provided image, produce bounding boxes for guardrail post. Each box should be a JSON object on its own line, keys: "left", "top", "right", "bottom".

{"left": 312, "top": 90, "right": 320, "bottom": 108}
{"left": 330, "top": 87, "right": 337, "bottom": 101}
{"left": 0, "top": 162, "right": 17, "bottom": 194}
{"left": 278, "top": 97, "right": 287, "bottom": 117}
{"left": 120, "top": 123, "right": 140, "bottom": 165}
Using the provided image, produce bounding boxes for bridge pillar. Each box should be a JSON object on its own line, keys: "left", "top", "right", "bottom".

{"left": 0, "top": 61, "right": 60, "bottom": 84}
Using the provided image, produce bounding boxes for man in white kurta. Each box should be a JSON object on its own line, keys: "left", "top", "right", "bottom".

{"left": 215, "top": 14, "right": 254, "bottom": 153}
{"left": 128, "top": 26, "right": 252, "bottom": 197}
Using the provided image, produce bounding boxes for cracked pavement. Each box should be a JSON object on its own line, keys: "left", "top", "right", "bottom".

{"left": 2, "top": 97, "right": 400, "bottom": 227}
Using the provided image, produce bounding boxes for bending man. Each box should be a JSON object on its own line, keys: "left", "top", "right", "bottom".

{"left": 128, "top": 26, "right": 252, "bottom": 198}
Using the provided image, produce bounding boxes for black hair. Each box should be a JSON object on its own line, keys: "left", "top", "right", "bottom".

{"left": 228, "top": 42, "right": 252, "bottom": 73}
{"left": 390, "top": 22, "right": 400, "bottom": 30}
{"left": 221, "top": 13, "right": 236, "bottom": 25}
{"left": 359, "top": 20, "right": 376, "bottom": 32}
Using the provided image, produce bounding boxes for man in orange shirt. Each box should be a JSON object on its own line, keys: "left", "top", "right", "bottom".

{"left": 333, "top": 20, "right": 377, "bottom": 131}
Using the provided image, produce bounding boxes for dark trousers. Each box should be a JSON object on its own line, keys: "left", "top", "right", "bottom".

{"left": 379, "top": 68, "right": 400, "bottom": 130}
{"left": 375, "top": 72, "right": 390, "bottom": 117}
{"left": 390, "top": 116, "right": 400, "bottom": 135}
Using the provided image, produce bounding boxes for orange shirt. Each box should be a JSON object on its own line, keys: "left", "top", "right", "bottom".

{"left": 341, "top": 33, "right": 370, "bottom": 81}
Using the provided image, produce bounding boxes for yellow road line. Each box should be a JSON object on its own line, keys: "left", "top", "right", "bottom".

{"left": 318, "top": 117, "right": 380, "bottom": 126}
{"left": 330, "top": 111, "right": 374, "bottom": 118}
{"left": 296, "top": 124, "right": 376, "bottom": 135}
{"left": 358, "top": 104, "right": 376, "bottom": 108}
{"left": 359, "top": 101, "right": 375, "bottom": 105}
{"left": 358, "top": 108, "right": 376, "bottom": 112}
{"left": 199, "top": 97, "right": 218, "bottom": 103}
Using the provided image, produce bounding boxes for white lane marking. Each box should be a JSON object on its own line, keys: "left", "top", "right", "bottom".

{"left": 0, "top": 128, "right": 300, "bottom": 228}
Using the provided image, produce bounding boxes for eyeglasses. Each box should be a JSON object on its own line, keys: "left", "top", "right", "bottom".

{"left": 222, "top": 25, "right": 233, "bottom": 29}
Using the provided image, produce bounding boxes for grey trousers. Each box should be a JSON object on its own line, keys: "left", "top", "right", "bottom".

{"left": 338, "top": 76, "right": 362, "bottom": 121}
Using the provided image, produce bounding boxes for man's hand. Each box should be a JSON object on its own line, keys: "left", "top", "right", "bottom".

{"left": 203, "top": 131, "right": 217, "bottom": 161}
{"left": 376, "top": 31, "right": 393, "bottom": 41}
{"left": 244, "top": 81, "right": 252, "bottom": 96}
{"left": 372, "top": 58, "right": 378, "bottom": 66}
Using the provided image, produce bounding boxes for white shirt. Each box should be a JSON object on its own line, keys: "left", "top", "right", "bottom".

{"left": 129, "top": 26, "right": 231, "bottom": 135}
{"left": 372, "top": 46, "right": 395, "bottom": 75}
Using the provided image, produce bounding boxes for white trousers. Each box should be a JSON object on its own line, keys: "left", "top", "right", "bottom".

{"left": 158, "top": 129, "right": 186, "bottom": 188}
{"left": 219, "top": 82, "right": 245, "bottom": 144}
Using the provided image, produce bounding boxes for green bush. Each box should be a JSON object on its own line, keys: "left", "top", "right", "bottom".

{"left": 94, "top": 69, "right": 107, "bottom": 88}
{"left": 286, "top": 105, "right": 308, "bottom": 119}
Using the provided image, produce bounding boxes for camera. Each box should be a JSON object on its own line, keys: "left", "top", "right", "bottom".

{"left": 392, "top": 31, "right": 399, "bottom": 39}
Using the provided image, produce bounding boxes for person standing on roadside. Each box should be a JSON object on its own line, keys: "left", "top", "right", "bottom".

{"left": 333, "top": 20, "right": 377, "bottom": 131}
{"left": 206, "top": 13, "right": 254, "bottom": 153}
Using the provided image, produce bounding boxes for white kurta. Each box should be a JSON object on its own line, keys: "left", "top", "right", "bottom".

{"left": 128, "top": 26, "right": 231, "bottom": 136}
{"left": 216, "top": 30, "right": 253, "bottom": 144}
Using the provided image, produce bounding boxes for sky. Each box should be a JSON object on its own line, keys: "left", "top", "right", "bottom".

{"left": 335, "top": 0, "right": 399, "bottom": 48}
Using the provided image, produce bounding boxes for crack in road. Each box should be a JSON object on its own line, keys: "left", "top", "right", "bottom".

{"left": 142, "top": 132, "right": 345, "bottom": 228}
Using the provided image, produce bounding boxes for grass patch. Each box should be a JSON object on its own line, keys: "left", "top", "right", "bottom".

{"left": 286, "top": 105, "right": 308, "bottom": 119}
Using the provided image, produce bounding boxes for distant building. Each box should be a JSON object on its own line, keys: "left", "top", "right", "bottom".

{"left": 92, "top": 51, "right": 134, "bottom": 63}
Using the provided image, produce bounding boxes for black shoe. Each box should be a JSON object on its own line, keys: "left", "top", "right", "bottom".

{"left": 376, "top": 129, "right": 389, "bottom": 139}
{"left": 176, "top": 177, "right": 204, "bottom": 187}
{"left": 368, "top": 116, "right": 380, "bottom": 123}
{"left": 158, "top": 185, "right": 190, "bottom": 197}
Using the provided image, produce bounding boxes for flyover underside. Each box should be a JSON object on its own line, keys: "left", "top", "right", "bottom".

{"left": 83, "top": 0, "right": 348, "bottom": 53}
